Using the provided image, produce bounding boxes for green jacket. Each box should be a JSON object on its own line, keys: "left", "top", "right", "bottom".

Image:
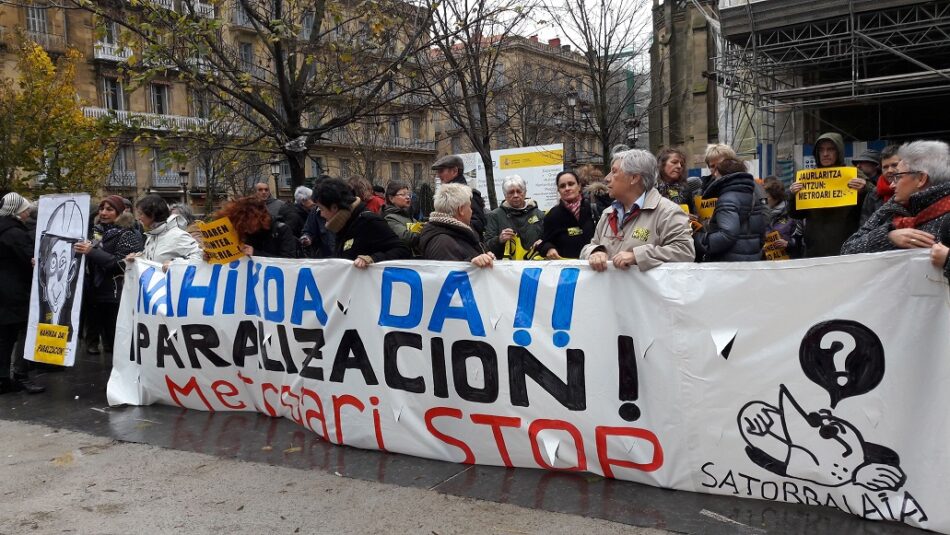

{"left": 483, "top": 199, "right": 545, "bottom": 259}
{"left": 382, "top": 204, "right": 420, "bottom": 255}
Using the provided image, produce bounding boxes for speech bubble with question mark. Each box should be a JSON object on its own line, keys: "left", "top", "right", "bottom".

{"left": 799, "top": 319, "right": 885, "bottom": 408}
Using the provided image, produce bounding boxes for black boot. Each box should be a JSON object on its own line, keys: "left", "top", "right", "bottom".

{"left": 0, "top": 378, "right": 23, "bottom": 394}
{"left": 13, "top": 375, "right": 45, "bottom": 394}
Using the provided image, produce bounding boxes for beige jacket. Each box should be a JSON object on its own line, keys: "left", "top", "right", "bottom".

{"left": 580, "top": 187, "right": 695, "bottom": 271}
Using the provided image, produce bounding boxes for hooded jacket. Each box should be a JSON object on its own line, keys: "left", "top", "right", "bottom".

{"left": 143, "top": 214, "right": 203, "bottom": 264}
{"left": 789, "top": 132, "right": 870, "bottom": 257}
{"left": 0, "top": 216, "right": 34, "bottom": 325}
{"left": 86, "top": 211, "right": 144, "bottom": 303}
{"left": 694, "top": 172, "right": 767, "bottom": 262}
{"left": 483, "top": 199, "right": 544, "bottom": 258}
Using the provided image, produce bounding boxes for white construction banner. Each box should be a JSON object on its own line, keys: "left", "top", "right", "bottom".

{"left": 108, "top": 252, "right": 950, "bottom": 533}
{"left": 457, "top": 144, "right": 564, "bottom": 211}
{"left": 26, "top": 193, "right": 90, "bottom": 366}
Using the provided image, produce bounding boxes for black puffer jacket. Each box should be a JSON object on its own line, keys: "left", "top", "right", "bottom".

{"left": 419, "top": 213, "right": 486, "bottom": 261}
{"left": 333, "top": 203, "right": 412, "bottom": 262}
{"left": 0, "top": 216, "right": 34, "bottom": 325}
{"left": 695, "top": 172, "right": 767, "bottom": 262}
{"left": 86, "top": 212, "right": 144, "bottom": 303}
{"left": 842, "top": 181, "right": 950, "bottom": 281}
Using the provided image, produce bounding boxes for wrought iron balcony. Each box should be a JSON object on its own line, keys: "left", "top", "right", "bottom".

{"left": 83, "top": 107, "right": 207, "bottom": 131}
{"left": 152, "top": 172, "right": 183, "bottom": 188}
{"left": 94, "top": 41, "right": 132, "bottom": 62}
{"left": 107, "top": 170, "right": 137, "bottom": 188}
{"left": 26, "top": 31, "right": 66, "bottom": 53}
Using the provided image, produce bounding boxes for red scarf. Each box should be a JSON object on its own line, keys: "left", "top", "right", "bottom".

{"left": 607, "top": 206, "right": 641, "bottom": 235}
{"left": 562, "top": 197, "right": 581, "bottom": 220}
{"left": 876, "top": 176, "right": 895, "bottom": 203}
{"left": 892, "top": 195, "right": 950, "bottom": 229}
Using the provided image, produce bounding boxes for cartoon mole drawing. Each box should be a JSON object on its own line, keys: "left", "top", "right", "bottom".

{"left": 738, "top": 384, "right": 906, "bottom": 491}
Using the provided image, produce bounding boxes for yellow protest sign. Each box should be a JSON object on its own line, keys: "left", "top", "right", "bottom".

{"left": 763, "top": 230, "right": 790, "bottom": 261}
{"left": 794, "top": 167, "right": 858, "bottom": 210}
{"left": 408, "top": 221, "right": 424, "bottom": 234}
{"left": 679, "top": 204, "right": 690, "bottom": 214}
{"left": 198, "top": 217, "right": 244, "bottom": 264}
{"left": 34, "top": 323, "right": 69, "bottom": 365}
{"left": 694, "top": 195, "right": 717, "bottom": 221}
{"left": 503, "top": 235, "right": 543, "bottom": 260}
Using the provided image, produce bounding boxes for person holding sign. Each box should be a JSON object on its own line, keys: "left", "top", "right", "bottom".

{"left": 314, "top": 178, "right": 411, "bottom": 268}
{"left": 0, "top": 193, "right": 44, "bottom": 394}
{"left": 842, "top": 141, "right": 950, "bottom": 281}
{"left": 693, "top": 158, "right": 767, "bottom": 262}
{"left": 762, "top": 176, "right": 803, "bottom": 259}
{"left": 788, "top": 132, "right": 870, "bottom": 257}
{"left": 418, "top": 183, "right": 495, "bottom": 268}
{"left": 581, "top": 149, "right": 695, "bottom": 271}
{"left": 216, "top": 197, "right": 297, "bottom": 258}
{"left": 538, "top": 170, "right": 596, "bottom": 259}
{"left": 483, "top": 175, "right": 545, "bottom": 260}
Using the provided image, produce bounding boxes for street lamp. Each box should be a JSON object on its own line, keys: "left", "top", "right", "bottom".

{"left": 178, "top": 168, "right": 190, "bottom": 205}
{"left": 624, "top": 118, "right": 641, "bottom": 149}
{"left": 566, "top": 89, "right": 578, "bottom": 171}
{"left": 270, "top": 159, "right": 282, "bottom": 193}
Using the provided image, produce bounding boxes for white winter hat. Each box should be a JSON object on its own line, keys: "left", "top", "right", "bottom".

{"left": 0, "top": 192, "right": 32, "bottom": 218}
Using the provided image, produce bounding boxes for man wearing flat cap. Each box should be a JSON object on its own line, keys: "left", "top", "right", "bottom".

{"left": 432, "top": 155, "right": 486, "bottom": 235}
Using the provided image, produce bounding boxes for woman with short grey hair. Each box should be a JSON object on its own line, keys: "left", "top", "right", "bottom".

{"left": 419, "top": 183, "right": 495, "bottom": 267}
{"left": 484, "top": 174, "right": 545, "bottom": 259}
{"left": 842, "top": 140, "right": 950, "bottom": 280}
{"left": 581, "top": 149, "right": 695, "bottom": 271}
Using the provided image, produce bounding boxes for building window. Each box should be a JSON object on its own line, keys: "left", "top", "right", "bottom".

{"left": 340, "top": 158, "right": 351, "bottom": 178}
{"left": 239, "top": 42, "right": 254, "bottom": 69}
{"left": 102, "top": 77, "right": 124, "bottom": 111}
{"left": 102, "top": 20, "right": 118, "bottom": 45}
{"left": 390, "top": 162, "right": 401, "bottom": 181}
{"left": 451, "top": 136, "right": 461, "bottom": 155}
{"left": 301, "top": 10, "right": 314, "bottom": 40}
{"left": 26, "top": 6, "right": 48, "bottom": 34}
{"left": 389, "top": 117, "right": 399, "bottom": 139}
{"left": 366, "top": 160, "right": 376, "bottom": 180}
{"left": 150, "top": 83, "right": 169, "bottom": 115}
{"left": 411, "top": 116, "right": 422, "bottom": 139}
{"left": 152, "top": 148, "right": 175, "bottom": 181}
{"left": 413, "top": 162, "right": 422, "bottom": 182}
{"left": 192, "top": 90, "right": 211, "bottom": 118}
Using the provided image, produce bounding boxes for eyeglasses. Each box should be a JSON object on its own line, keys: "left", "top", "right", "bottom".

{"left": 395, "top": 192, "right": 411, "bottom": 197}
{"left": 889, "top": 171, "right": 921, "bottom": 183}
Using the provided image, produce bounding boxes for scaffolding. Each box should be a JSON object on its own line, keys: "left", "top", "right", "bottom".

{"left": 709, "top": 0, "right": 950, "bottom": 173}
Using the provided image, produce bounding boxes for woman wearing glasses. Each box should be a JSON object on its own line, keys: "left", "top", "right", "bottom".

{"left": 382, "top": 181, "right": 421, "bottom": 255}
{"left": 842, "top": 140, "right": 950, "bottom": 280}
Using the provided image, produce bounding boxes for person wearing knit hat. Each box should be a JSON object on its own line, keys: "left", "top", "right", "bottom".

{"left": 0, "top": 192, "right": 44, "bottom": 393}
{"left": 74, "top": 195, "right": 143, "bottom": 354}
{"left": 0, "top": 192, "right": 33, "bottom": 220}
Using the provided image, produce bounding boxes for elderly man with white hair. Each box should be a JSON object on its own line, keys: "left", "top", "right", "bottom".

{"left": 419, "top": 183, "right": 495, "bottom": 268}
{"left": 842, "top": 140, "right": 950, "bottom": 280}
{"left": 483, "top": 175, "right": 545, "bottom": 260}
{"left": 581, "top": 149, "right": 695, "bottom": 271}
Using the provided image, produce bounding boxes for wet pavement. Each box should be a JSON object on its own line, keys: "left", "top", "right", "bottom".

{"left": 0, "top": 349, "right": 927, "bottom": 535}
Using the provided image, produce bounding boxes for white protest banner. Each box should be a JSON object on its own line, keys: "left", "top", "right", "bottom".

{"left": 108, "top": 252, "right": 950, "bottom": 533}
{"left": 456, "top": 144, "right": 564, "bottom": 211}
{"left": 26, "top": 193, "right": 90, "bottom": 366}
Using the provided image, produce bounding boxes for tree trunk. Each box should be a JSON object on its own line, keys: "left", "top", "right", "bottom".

{"left": 288, "top": 150, "right": 308, "bottom": 189}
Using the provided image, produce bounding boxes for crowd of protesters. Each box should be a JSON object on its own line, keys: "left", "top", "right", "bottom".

{"left": 2, "top": 135, "right": 949, "bottom": 393}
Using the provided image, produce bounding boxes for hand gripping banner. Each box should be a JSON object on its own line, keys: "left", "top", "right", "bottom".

{"left": 108, "top": 252, "right": 950, "bottom": 533}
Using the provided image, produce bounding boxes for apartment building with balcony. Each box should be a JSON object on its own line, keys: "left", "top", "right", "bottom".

{"left": 433, "top": 35, "right": 607, "bottom": 171}
{"left": 0, "top": 0, "right": 439, "bottom": 210}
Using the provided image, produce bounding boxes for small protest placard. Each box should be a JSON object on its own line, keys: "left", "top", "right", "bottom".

{"left": 694, "top": 196, "right": 717, "bottom": 221}
{"left": 763, "top": 230, "right": 790, "bottom": 261}
{"left": 34, "top": 323, "right": 69, "bottom": 365}
{"left": 794, "top": 167, "right": 858, "bottom": 210}
{"left": 197, "top": 217, "right": 244, "bottom": 264}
